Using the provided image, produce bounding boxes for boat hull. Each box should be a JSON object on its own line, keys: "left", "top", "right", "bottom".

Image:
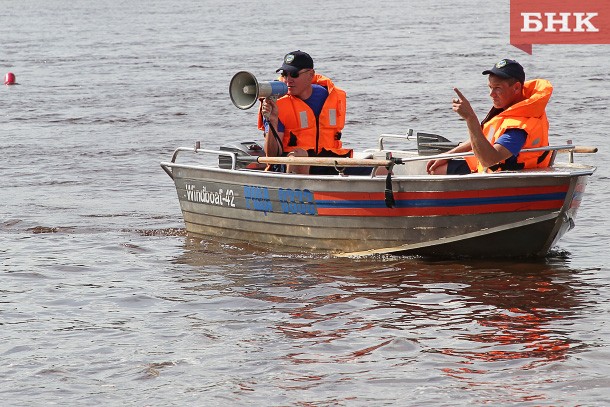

{"left": 163, "top": 162, "right": 591, "bottom": 258}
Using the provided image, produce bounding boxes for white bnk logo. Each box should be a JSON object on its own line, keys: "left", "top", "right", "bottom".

{"left": 521, "top": 12, "right": 599, "bottom": 32}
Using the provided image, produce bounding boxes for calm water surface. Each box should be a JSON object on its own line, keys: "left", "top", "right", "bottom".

{"left": 2, "top": 0, "right": 609, "bottom": 405}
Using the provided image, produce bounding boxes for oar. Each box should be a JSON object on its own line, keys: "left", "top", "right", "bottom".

{"left": 236, "top": 155, "right": 398, "bottom": 168}
{"left": 234, "top": 144, "right": 597, "bottom": 168}
{"left": 413, "top": 131, "right": 599, "bottom": 155}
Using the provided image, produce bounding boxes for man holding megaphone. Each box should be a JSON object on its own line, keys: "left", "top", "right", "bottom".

{"left": 258, "top": 50, "right": 353, "bottom": 174}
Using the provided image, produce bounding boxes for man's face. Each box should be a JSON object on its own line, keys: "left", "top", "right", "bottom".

{"left": 487, "top": 75, "right": 522, "bottom": 109}
{"left": 284, "top": 69, "right": 313, "bottom": 99}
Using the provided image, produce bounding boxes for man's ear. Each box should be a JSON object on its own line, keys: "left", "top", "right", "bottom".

{"left": 514, "top": 82, "right": 523, "bottom": 95}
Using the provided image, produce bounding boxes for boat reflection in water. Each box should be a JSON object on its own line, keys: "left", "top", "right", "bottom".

{"left": 175, "top": 237, "right": 597, "bottom": 401}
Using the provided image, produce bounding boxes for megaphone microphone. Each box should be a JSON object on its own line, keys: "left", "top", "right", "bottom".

{"left": 229, "top": 71, "right": 288, "bottom": 110}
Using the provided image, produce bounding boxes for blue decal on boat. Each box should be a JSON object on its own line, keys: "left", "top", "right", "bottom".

{"left": 278, "top": 188, "right": 317, "bottom": 215}
{"left": 244, "top": 185, "right": 273, "bottom": 215}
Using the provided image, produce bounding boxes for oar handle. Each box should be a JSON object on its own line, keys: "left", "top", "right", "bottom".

{"left": 556, "top": 146, "right": 598, "bottom": 154}
{"left": 572, "top": 146, "right": 598, "bottom": 153}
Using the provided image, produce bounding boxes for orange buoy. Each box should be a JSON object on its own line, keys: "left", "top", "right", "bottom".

{"left": 4, "top": 72, "right": 16, "bottom": 85}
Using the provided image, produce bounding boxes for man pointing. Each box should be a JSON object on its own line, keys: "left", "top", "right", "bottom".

{"left": 427, "top": 59, "right": 554, "bottom": 174}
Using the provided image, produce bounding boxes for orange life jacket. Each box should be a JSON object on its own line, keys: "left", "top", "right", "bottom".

{"left": 465, "top": 79, "right": 553, "bottom": 173}
{"left": 258, "top": 74, "right": 351, "bottom": 157}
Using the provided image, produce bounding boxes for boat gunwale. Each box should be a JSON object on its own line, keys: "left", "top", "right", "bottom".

{"left": 160, "top": 139, "right": 596, "bottom": 181}
{"left": 161, "top": 160, "right": 596, "bottom": 181}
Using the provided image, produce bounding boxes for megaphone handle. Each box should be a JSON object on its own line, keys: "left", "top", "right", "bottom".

{"left": 259, "top": 98, "right": 269, "bottom": 120}
{"left": 260, "top": 96, "right": 279, "bottom": 120}
{"left": 258, "top": 97, "right": 282, "bottom": 155}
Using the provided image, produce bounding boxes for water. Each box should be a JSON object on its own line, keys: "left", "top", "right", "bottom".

{"left": 2, "top": 0, "right": 609, "bottom": 405}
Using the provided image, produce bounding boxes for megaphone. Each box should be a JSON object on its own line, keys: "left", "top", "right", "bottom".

{"left": 229, "top": 71, "right": 288, "bottom": 110}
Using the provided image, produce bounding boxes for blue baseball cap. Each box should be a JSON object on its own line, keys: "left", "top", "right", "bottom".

{"left": 276, "top": 50, "right": 314, "bottom": 74}
{"left": 483, "top": 59, "right": 525, "bottom": 84}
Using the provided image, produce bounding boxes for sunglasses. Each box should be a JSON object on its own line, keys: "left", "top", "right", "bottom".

{"left": 280, "top": 69, "right": 311, "bottom": 78}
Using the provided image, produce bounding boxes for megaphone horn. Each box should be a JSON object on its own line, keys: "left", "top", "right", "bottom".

{"left": 229, "top": 71, "right": 288, "bottom": 110}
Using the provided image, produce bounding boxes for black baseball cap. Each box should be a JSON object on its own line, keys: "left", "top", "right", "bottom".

{"left": 482, "top": 59, "right": 525, "bottom": 84}
{"left": 276, "top": 50, "right": 314, "bottom": 74}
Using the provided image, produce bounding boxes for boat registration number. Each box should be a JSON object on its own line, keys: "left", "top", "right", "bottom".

{"left": 244, "top": 185, "right": 316, "bottom": 215}
{"left": 184, "top": 182, "right": 317, "bottom": 216}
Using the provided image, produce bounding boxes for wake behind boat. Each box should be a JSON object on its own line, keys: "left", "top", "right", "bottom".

{"left": 161, "top": 131, "right": 596, "bottom": 258}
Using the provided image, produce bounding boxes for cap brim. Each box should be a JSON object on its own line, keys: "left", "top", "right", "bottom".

{"left": 276, "top": 64, "right": 299, "bottom": 74}
{"left": 482, "top": 68, "right": 511, "bottom": 79}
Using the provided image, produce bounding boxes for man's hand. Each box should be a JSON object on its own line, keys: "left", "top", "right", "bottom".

{"left": 426, "top": 158, "right": 449, "bottom": 175}
{"left": 261, "top": 97, "right": 279, "bottom": 122}
{"left": 452, "top": 88, "right": 476, "bottom": 121}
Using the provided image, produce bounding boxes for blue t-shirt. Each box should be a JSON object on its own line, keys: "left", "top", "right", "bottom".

{"left": 264, "top": 84, "right": 329, "bottom": 133}
{"left": 494, "top": 128, "right": 527, "bottom": 168}
{"left": 495, "top": 128, "right": 527, "bottom": 156}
